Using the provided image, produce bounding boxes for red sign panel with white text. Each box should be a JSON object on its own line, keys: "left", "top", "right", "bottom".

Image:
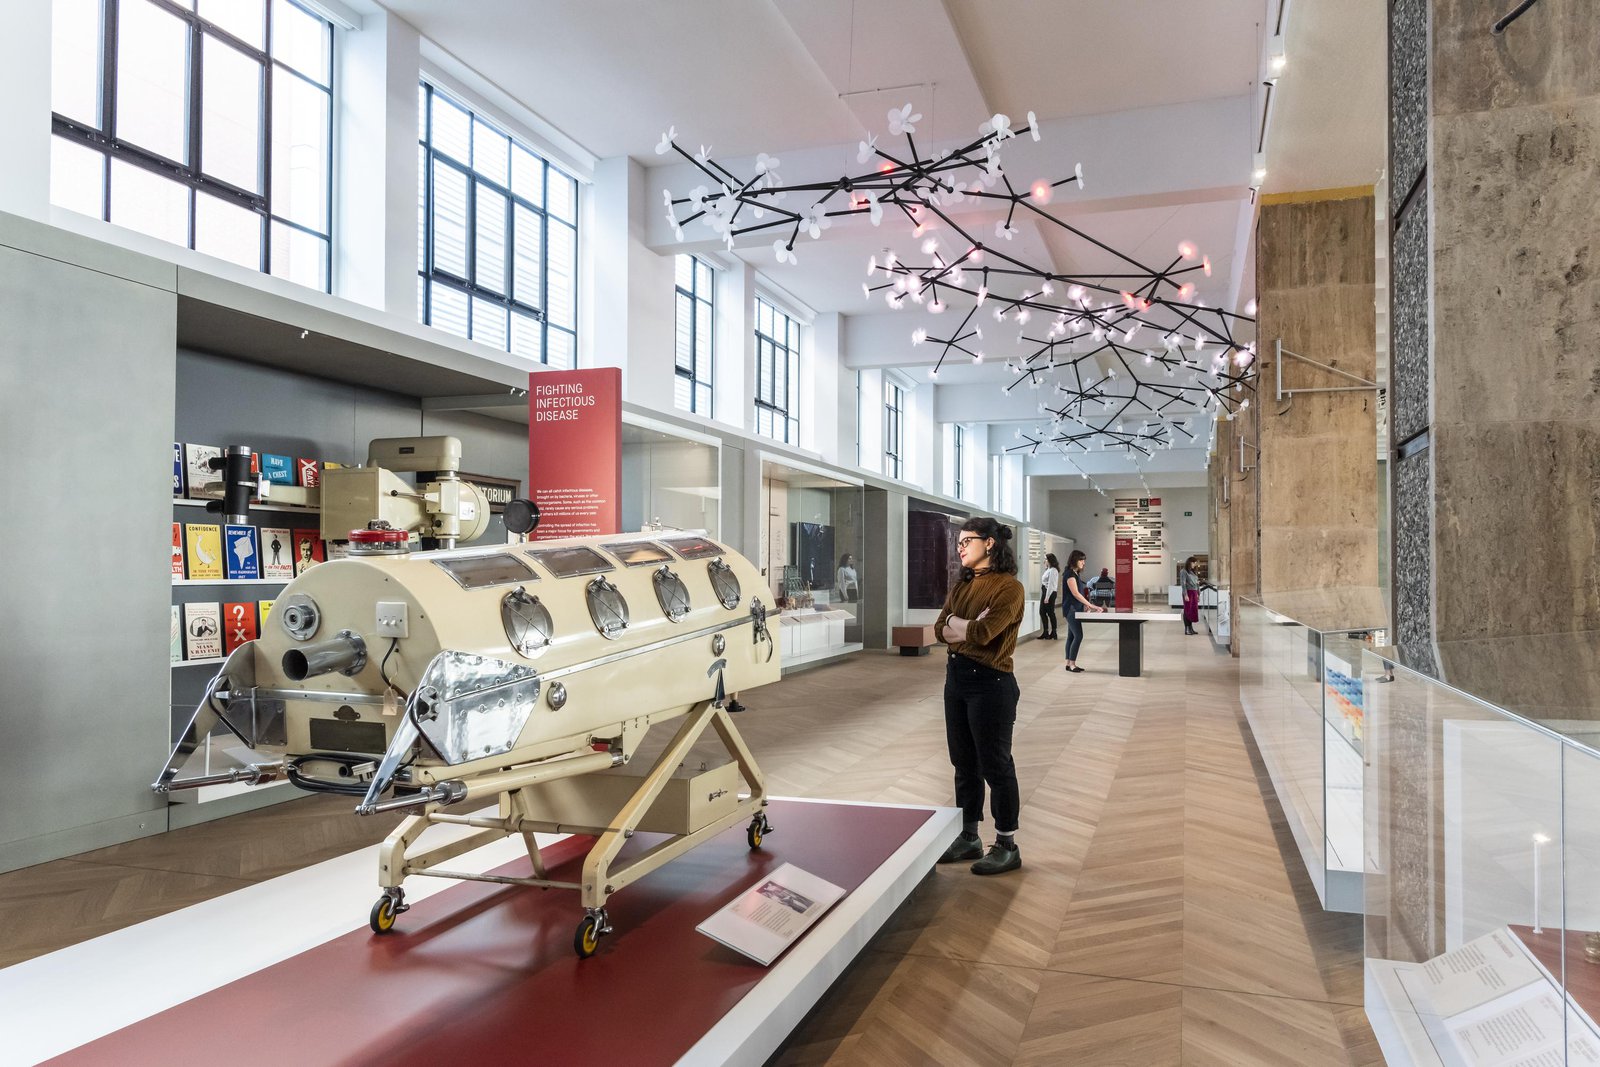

{"left": 527, "top": 368, "right": 622, "bottom": 539}
{"left": 1114, "top": 536, "right": 1134, "bottom": 612}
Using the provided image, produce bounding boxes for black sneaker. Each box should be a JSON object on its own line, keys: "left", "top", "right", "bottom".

{"left": 938, "top": 834, "right": 984, "bottom": 864}
{"left": 971, "top": 842, "right": 1021, "bottom": 875}
{"left": 725, "top": 700, "right": 747, "bottom": 714}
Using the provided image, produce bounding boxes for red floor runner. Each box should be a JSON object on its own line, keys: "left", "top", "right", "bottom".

{"left": 50, "top": 800, "right": 933, "bottom": 1067}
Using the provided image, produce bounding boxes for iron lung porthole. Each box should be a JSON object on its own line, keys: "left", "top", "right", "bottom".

{"left": 653, "top": 566, "right": 692, "bottom": 622}
{"left": 587, "top": 576, "right": 630, "bottom": 640}
{"left": 707, "top": 558, "right": 741, "bottom": 610}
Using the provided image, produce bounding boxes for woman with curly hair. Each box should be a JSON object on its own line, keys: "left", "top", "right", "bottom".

{"left": 933, "top": 516, "right": 1026, "bottom": 875}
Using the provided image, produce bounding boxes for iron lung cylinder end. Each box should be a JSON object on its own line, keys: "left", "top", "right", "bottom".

{"left": 282, "top": 630, "right": 369, "bottom": 681}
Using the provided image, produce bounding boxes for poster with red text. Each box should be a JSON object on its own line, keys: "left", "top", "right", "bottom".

{"left": 1114, "top": 536, "right": 1134, "bottom": 611}
{"left": 527, "top": 368, "right": 622, "bottom": 539}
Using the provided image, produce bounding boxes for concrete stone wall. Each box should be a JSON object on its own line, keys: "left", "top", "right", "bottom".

{"left": 1425, "top": 0, "right": 1600, "bottom": 710}
{"left": 1255, "top": 195, "right": 1381, "bottom": 598}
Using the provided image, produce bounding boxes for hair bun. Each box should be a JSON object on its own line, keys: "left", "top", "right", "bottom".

{"left": 998, "top": 525, "right": 1013, "bottom": 541}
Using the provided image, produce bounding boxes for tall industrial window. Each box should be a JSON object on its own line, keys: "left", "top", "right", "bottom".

{"left": 674, "top": 254, "right": 713, "bottom": 415}
{"left": 50, "top": 0, "right": 335, "bottom": 290}
{"left": 884, "top": 380, "right": 904, "bottom": 480}
{"left": 953, "top": 425, "right": 965, "bottom": 500}
{"left": 754, "top": 297, "right": 800, "bottom": 444}
{"left": 417, "top": 82, "right": 579, "bottom": 368}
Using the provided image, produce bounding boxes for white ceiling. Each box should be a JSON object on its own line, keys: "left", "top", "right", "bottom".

{"left": 376, "top": 0, "right": 1384, "bottom": 485}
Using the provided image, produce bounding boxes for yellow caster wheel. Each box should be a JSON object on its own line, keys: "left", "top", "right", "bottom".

{"left": 747, "top": 813, "right": 772, "bottom": 850}
{"left": 575, "top": 910, "right": 610, "bottom": 958}
{"left": 370, "top": 890, "right": 406, "bottom": 934}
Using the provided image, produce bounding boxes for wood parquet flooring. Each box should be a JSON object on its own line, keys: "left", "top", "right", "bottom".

{"left": 0, "top": 623, "right": 1382, "bottom": 1065}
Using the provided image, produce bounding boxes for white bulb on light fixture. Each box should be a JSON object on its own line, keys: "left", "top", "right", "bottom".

{"left": 921, "top": 237, "right": 939, "bottom": 255}
{"left": 976, "top": 285, "right": 989, "bottom": 307}
{"left": 1067, "top": 285, "right": 1085, "bottom": 302}
{"left": 1241, "top": 398, "right": 1251, "bottom": 408}
{"left": 1017, "top": 309, "right": 1031, "bottom": 324}
{"left": 929, "top": 299, "right": 946, "bottom": 314}
{"left": 928, "top": 367, "right": 939, "bottom": 380}
{"left": 975, "top": 327, "right": 984, "bottom": 340}
{"left": 1246, "top": 299, "right": 1258, "bottom": 315}
{"left": 1041, "top": 282, "right": 1054, "bottom": 296}
{"left": 911, "top": 328, "right": 928, "bottom": 345}
{"left": 867, "top": 255, "right": 878, "bottom": 276}
{"left": 1268, "top": 34, "right": 1287, "bottom": 75}
{"left": 973, "top": 351, "right": 985, "bottom": 363}
{"left": 862, "top": 283, "right": 871, "bottom": 299}
{"left": 994, "top": 308, "right": 1006, "bottom": 322}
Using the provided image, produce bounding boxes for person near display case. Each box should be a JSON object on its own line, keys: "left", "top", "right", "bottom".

{"left": 1063, "top": 550, "right": 1105, "bottom": 673}
{"left": 933, "top": 517, "right": 1026, "bottom": 876}
{"left": 1039, "top": 552, "right": 1061, "bottom": 640}
{"left": 1181, "top": 555, "right": 1201, "bottom": 636}
{"left": 835, "top": 553, "right": 859, "bottom": 603}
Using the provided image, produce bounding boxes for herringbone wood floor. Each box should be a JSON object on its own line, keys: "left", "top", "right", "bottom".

{"left": 0, "top": 624, "right": 1380, "bottom": 1065}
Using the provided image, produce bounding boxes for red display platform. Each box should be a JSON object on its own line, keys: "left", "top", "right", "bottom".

{"left": 45, "top": 799, "right": 938, "bottom": 1067}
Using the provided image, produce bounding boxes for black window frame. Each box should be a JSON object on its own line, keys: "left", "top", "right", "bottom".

{"left": 417, "top": 80, "right": 579, "bottom": 367}
{"left": 674, "top": 254, "right": 714, "bottom": 416}
{"left": 50, "top": 0, "right": 335, "bottom": 289}
{"left": 754, "top": 296, "right": 800, "bottom": 445}
{"left": 884, "top": 379, "right": 904, "bottom": 480}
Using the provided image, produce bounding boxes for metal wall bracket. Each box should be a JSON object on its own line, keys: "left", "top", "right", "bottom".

{"left": 1238, "top": 435, "right": 1260, "bottom": 475}
{"left": 1275, "top": 339, "right": 1381, "bottom": 408}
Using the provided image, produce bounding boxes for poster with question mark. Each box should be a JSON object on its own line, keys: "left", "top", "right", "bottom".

{"left": 223, "top": 602, "right": 258, "bottom": 654}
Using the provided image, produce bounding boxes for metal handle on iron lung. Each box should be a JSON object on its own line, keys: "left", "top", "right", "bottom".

{"left": 281, "top": 631, "right": 368, "bottom": 681}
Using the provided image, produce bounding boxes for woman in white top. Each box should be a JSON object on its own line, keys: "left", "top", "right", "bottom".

{"left": 1039, "top": 552, "right": 1061, "bottom": 640}
{"left": 836, "top": 553, "right": 859, "bottom": 602}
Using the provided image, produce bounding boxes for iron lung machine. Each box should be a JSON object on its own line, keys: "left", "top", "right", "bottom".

{"left": 155, "top": 531, "right": 779, "bottom": 956}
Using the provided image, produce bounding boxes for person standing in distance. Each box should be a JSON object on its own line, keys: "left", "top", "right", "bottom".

{"left": 1039, "top": 552, "right": 1061, "bottom": 641}
{"left": 1063, "top": 549, "right": 1104, "bottom": 673}
{"left": 934, "top": 517, "right": 1026, "bottom": 875}
{"left": 1181, "top": 555, "right": 1201, "bottom": 636}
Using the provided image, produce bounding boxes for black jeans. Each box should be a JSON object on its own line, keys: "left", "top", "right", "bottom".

{"left": 1065, "top": 612, "right": 1083, "bottom": 660}
{"left": 1040, "top": 594, "right": 1058, "bottom": 638}
{"left": 943, "top": 654, "right": 1021, "bottom": 833}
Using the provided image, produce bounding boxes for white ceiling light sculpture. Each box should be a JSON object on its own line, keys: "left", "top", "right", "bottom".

{"left": 661, "top": 106, "right": 1255, "bottom": 455}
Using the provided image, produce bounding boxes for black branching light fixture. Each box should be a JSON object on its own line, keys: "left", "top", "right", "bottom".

{"left": 660, "top": 105, "right": 1256, "bottom": 457}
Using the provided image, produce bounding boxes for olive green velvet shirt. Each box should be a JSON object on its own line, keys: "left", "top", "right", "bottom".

{"left": 934, "top": 570, "right": 1026, "bottom": 674}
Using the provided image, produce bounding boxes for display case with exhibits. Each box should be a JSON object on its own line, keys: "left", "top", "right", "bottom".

{"left": 762, "top": 459, "right": 865, "bottom": 668}
{"left": 1363, "top": 649, "right": 1600, "bottom": 1067}
{"left": 620, "top": 420, "right": 721, "bottom": 540}
{"left": 1238, "top": 591, "right": 1387, "bottom": 913}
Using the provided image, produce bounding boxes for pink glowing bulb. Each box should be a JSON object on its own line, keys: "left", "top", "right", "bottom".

{"left": 1177, "top": 283, "right": 1195, "bottom": 300}
{"left": 1202, "top": 255, "right": 1213, "bottom": 277}
{"left": 1178, "top": 241, "right": 1197, "bottom": 259}
{"left": 1031, "top": 181, "right": 1052, "bottom": 204}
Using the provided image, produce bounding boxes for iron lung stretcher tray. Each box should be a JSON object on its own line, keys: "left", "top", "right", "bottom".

{"left": 155, "top": 528, "right": 779, "bottom": 957}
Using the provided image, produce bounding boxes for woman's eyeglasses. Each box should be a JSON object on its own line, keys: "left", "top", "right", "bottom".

{"left": 957, "top": 536, "right": 984, "bottom": 548}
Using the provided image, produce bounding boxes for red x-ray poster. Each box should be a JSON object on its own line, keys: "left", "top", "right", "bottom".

{"left": 527, "top": 368, "right": 621, "bottom": 539}
{"left": 1114, "top": 536, "right": 1134, "bottom": 611}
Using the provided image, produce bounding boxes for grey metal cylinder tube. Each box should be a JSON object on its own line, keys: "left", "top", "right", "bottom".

{"left": 282, "top": 629, "right": 368, "bottom": 681}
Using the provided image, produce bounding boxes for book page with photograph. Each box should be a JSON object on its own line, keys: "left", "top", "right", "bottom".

{"left": 697, "top": 862, "right": 845, "bottom": 966}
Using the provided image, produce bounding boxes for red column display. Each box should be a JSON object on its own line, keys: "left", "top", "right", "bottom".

{"left": 527, "top": 368, "right": 622, "bottom": 539}
{"left": 1114, "top": 536, "right": 1134, "bottom": 611}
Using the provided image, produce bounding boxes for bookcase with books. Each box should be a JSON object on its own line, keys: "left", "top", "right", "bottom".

{"left": 169, "top": 441, "right": 333, "bottom": 802}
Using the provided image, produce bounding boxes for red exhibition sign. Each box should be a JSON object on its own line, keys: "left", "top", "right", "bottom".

{"left": 527, "top": 368, "right": 621, "bottom": 539}
{"left": 1114, "top": 536, "right": 1134, "bottom": 612}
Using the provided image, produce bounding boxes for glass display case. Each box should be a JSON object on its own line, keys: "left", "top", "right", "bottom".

{"left": 1238, "top": 592, "right": 1386, "bottom": 913}
{"left": 1363, "top": 649, "right": 1600, "bottom": 1066}
{"left": 762, "top": 459, "right": 865, "bottom": 669}
{"left": 620, "top": 420, "right": 720, "bottom": 539}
